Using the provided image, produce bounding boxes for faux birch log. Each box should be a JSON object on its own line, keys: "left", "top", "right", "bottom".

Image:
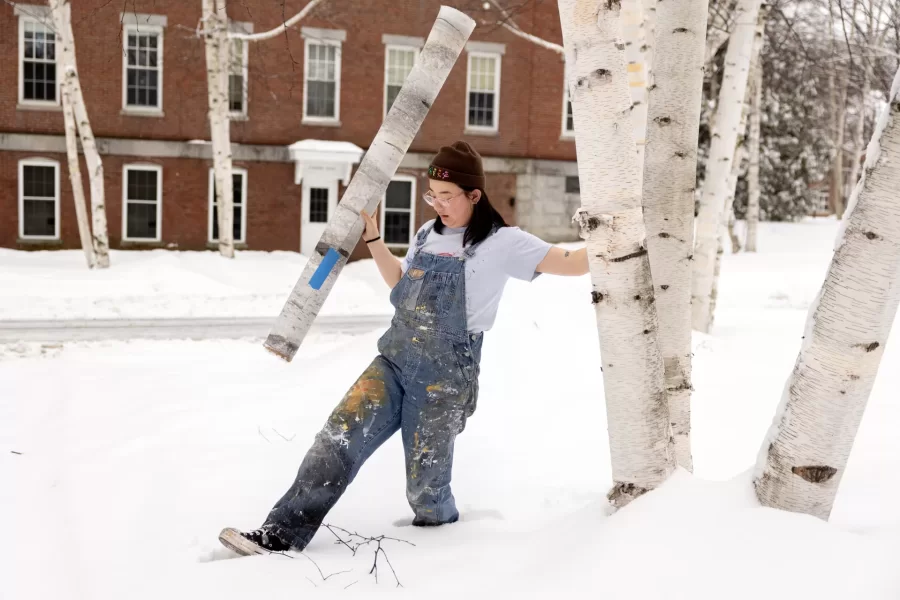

{"left": 202, "top": 0, "right": 235, "bottom": 259}
{"left": 754, "top": 68, "right": 900, "bottom": 520}
{"left": 640, "top": 0, "right": 709, "bottom": 472}
{"left": 691, "top": 0, "right": 762, "bottom": 333}
{"left": 559, "top": 0, "right": 674, "bottom": 507}
{"left": 264, "top": 6, "right": 475, "bottom": 361}
{"left": 50, "top": 0, "right": 110, "bottom": 268}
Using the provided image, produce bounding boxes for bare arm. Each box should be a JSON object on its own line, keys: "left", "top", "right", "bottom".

{"left": 536, "top": 247, "right": 590, "bottom": 276}
{"left": 362, "top": 211, "right": 403, "bottom": 288}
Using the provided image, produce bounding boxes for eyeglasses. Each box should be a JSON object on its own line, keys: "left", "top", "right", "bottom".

{"left": 423, "top": 190, "right": 467, "bottom": 209}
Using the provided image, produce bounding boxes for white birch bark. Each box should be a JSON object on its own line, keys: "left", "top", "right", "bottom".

{"left": 559, "top": 0, "right": 674, "bottom": 507}
{"left": 640, "top": 0, "right": 709, "bottom": 472}
{"left": 49, "top": 0, "right": 110, "bottom": 268}
{"left": 263, "top": 7, "right": 475, "bottom": 361}
{"left": 60, "top": 76, "right": 95, "bottom": 269}
{"left": 745, "top": 45, "right": 762, "bottom": 252}
{"left": 754, "top": 67, "right": 900, "bottom": 520}
{"left": 621, "top": 0, "right": 650, "bottom": 183}
{"left": 228, "top": 0, "right": 325, "bottom": 42}
{"left": 691, "top": 0, "right": 762, "bottom": 333}
{"left": 202, "top": 0, "right": 234, "bottom": 258}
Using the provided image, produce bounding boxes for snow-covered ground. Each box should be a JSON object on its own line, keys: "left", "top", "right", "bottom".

{"left": 0, "top": 248, "right": 393, "bottom": 319}
{"left": 5, "top": 219, "right": 900, "bottom": 598}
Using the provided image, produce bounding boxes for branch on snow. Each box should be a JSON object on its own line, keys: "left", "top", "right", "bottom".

{"left": 324, "top": 524, "right": 415, "bottom": 588}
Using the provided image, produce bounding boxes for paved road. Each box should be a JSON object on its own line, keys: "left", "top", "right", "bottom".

{"left": 0, "top": 314, "right": 393, "bottom": 343}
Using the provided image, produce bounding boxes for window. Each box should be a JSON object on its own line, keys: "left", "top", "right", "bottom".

{"left": 123, "top": 165, "right": 162, "bottom": 241}
{"left": 303, "top": 40, "right": 341, "bottom": 122}
{"left": 565, "top": 176, "right": 580, "bottom": 194}
{"left": 123, "top": 25, "right": 163, "bottom": 111}
{"left": 228, "top": 38, "right": 248, "bottom": 116}
{"left": 466, "top": 53, "right": 501, "bottom": 131}
{"left": 309, "top": 188, "right": 330, "bottom": 223}
{"left": 19, "top": 17, "right": 58, "bottom": 105}
{"left": 382, "top": 177, "right": 416, "bottom": 247}
{"left": 384, "top": 46, "right": 416, "bottom": 116}
{"left": 208, "top": 168, "right": 248, "bottom": 243}
{"left": 18, "top": 159, "right": 60, "bottom": 240}
{"left": 564, "top": 98, "right": 575, "bottom": 136}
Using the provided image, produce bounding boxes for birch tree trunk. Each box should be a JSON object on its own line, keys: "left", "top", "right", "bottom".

{"left": 745, "top": 44, "right": 763, "bottom": 252}
{"left": 264, "top": 7, "right": 475, "bottom": 361}
{"left": 559, "top": 0, "right": 674, "bottom": 507}
{"left": 60, "top": 77, "right": 95, "bottom": 268}
{"left": 202, "top": 0, "right": 234, "bottom": 259}
{"left": 691, "top": 0, "right": 762, "bottom": 333}
{"left": 49, "top": 0, "right": 110, "bottom": 268}
{"left": 640, "top": 0, "right": 709, "bottom": 472}
{"left": 754, "top": 68, "right": 900, "bottom": 520}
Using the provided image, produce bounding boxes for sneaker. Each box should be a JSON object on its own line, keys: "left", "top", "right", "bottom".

{"left": 218, "top": 527, "right": 292, "bottom": 556}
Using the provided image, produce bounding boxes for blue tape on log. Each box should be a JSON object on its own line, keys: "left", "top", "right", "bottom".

{"left": 309, "top": 248, "right": 340, "bottom": 290}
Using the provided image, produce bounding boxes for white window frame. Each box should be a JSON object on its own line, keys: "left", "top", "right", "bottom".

{"left": 228, "top": 37, "right": 249, "bottom": 119}
{"left": 18, "top": 15, "right": 60, "bottom": 108}
{"left": 207, "top": 167, "right": 248, "bottom": 244}
{"left": 465, "top": 51, "right": 502, "bottom": 134}
{"left": 302, "top": 37, "right": 342, "bottom": 125}
{"left": 18, "top": 158, "right": 61, "bottom": 241}
{"left": 383, "top": 45, "right": 417, "bottom": 117}
{"left": 121, "top": 23, "right": 164, "bottom": 114}
{"left": 122, "top": 164, "right": 163, "bottom": 243}
{"left": 381, "top": 175, "right": 417, "bottom": 248}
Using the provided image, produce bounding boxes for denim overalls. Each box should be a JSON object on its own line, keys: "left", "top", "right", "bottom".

{"left": 263, "top": 223, "right": 488, "bottom": 550}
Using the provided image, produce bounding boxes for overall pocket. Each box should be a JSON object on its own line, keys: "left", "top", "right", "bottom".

{"left": 401, "top": 268, "right": 457, "bottom": 318}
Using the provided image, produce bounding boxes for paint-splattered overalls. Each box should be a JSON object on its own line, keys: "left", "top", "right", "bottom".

{"left": 263, "top": 223, "right": 487, "bottom": 551}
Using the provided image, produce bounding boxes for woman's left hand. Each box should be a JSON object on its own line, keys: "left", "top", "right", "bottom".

{"left": 362, "top": 211, "right": 380, "bottom": 241}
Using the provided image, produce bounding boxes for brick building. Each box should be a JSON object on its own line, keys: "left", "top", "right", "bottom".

{"left": 0, "top": 0, "right": 581, "bottom": 259}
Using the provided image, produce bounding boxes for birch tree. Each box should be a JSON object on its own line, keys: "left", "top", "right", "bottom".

{"left": 744, "top": 41, "right": 762, "bottom": 252}
{"left": 47, "top": 0, "right": 110, "bottom": 268}
{"left": 691, "top": 0, "right": 763, "bottom": 333}
{"left": 559, "top": 0, "right": 674, "bottom": 507}
{"left": 755, "top": 66, "right": 900, "bottom": 520}
{"left": 264, "top": 6, "right": 475, "bottom": 361}
{"left": 640, "top": 0, "right": 710, "bottom": 471}
{"left": 201, "top": 0, "right": 326, "bottom": 258}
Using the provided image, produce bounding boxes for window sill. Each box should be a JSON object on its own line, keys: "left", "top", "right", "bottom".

{"left": 17, "top": 237, "right": 62, "bottom": 246}
{"left": 121, "top": 109, "right": 165, "bottom": 118}
{"left": 560, "top": 133, "right": 576, "bottom": 141}
{"left": 229, "top": 113, "right": 249, "bottom": 122}
{"left": 17, "top": 102, "right": 62, "bottom": 112}
{"left": 464, "top": 128, "right": 499, "bottom": 137}
{"left": 120, "top": 239, "right": 166, "bottom": 248}
{"left": 302, "top": 118, "right": 342, "bottom": 128}
{"left": 206, "top": 241, "right": 248, "bottom": 250}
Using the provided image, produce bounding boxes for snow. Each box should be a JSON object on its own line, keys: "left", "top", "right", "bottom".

{"left": 4, "top": 218, "right": 900, "bottom": 598}
{"left": 0, "top": 249, "right": 394, "bottom": 320}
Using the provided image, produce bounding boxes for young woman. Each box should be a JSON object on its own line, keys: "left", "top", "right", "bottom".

{"left": 219, "top": 141, "right": 589, "bottom": 556}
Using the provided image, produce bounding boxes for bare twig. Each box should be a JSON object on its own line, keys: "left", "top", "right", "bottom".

{"left": 323, "top": 524, "right": 414, "bottom": 588}
{"left": 257, "top": 426, "right": 272, "bottom": 444}
{"left": 481, "top": 0, "right": 564, "bottom": 55}
{"left": 273, "top": 429, "right": 296, "bottom": 442}
{"left": 10, "top": 451, "right": 22, "bottom": 455}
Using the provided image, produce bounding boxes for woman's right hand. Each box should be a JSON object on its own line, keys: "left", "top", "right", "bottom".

{"left": 362, "top": 211, "right": 380, "bottom": 242}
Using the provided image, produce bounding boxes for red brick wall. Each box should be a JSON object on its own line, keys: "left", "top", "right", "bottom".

{"left": 0, "top": 0, "right": 577, "bottom": 160}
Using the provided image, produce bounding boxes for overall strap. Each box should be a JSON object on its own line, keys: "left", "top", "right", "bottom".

{"left": 413, "top": 221, "right": 436, "bottom": 256}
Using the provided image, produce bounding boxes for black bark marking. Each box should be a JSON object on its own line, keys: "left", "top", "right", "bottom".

{"left": 640, "top": 44, "right": 649, "bottom": 52}
{"left": 642, "top": 329, "right": 650, "bottom": 335}
{"left": 674, "top": 151, "right": 687, "bottom": 158}
{"left": 849, "top": 374, "right": 860, "bottom": 380}
{"left": 583, "top": 216, "right": 603, "bottom": 231}
{"left": 865, "top": 231, "right": 879, "bottom": 240}
{"left": 840, "top": 390, "right": 846, "bottom": 395}
{"left": 592, "top": 291, "right": 604, "bottom": 304}
{"left": 673, "top": 27, "right": 689, "bottom": 33}
{"left": 634, "top": 295, "right": 641, "bottom": 300}
{"left": 421, "top": 99, "right": 431, "bottom": 109}
{"left": 594, "top": 68, "right": 612, "bottom": 79}
{"left": 660, "top": 285, "right": 669, "bottom": 290}
{"left": 654, "top": 116, "right": 672, "bottom": 125}
{"left": 616, "top": 43, "right": 626, "bottom": 51}
{"left": 611, "top": 248, "right": 648, "bottom": 263}
{"left": 607, "top": 482, "right": 649, "bottom": 507}
{"left": 605, "top": 0, "right": 622, "bottom": 9}
{"left": 647, "top": 84, "right": 657, "bottom": 92}
{"left": 658, "top": 232, "right": 670, "bottom": 238}
{"left": 791, "top": 466, "right": 837, "bottom": 483}
{"left": 854, "top": 342, "right": 880, "bottom": 352}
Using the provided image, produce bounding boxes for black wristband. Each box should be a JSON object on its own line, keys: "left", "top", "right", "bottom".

{"left": 365, "top": 236, "right": 381, "bottom": 244}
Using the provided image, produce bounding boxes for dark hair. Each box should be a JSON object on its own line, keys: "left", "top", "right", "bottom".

{"left": 433, "top": 187, "right": 508, "bottom": 247}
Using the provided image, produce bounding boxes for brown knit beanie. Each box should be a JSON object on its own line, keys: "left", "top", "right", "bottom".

{"left": 428, "top": 141, "right": 486, "bottom": 190}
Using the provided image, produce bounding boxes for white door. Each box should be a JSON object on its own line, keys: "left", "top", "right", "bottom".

{"left": 301, "top": 179, "right": 338, "bottom": 257}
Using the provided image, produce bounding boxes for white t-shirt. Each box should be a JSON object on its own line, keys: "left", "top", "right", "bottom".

{"left": 400, "top": 220, "right": 552, "bottom": 332}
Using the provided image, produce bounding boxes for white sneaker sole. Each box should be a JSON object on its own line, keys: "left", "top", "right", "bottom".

{"left": 218, "top": 527, "right": 268, "bottom": 556}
